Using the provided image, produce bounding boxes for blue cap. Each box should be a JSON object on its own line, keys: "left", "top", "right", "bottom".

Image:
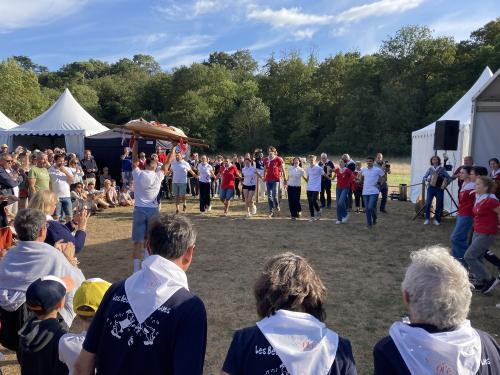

{"left": 26, "top": 276, "right": 74, "bottom": 313}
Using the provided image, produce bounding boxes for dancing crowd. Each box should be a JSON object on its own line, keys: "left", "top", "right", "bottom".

{"left": 0, "top": 141, "right": 499, "bottom": 374}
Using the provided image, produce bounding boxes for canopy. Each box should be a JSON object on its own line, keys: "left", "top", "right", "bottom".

{"left": 470, "top": 68, "right": 500, "bottom": 169}
{"left": 0, "top": 88, "right": 108, "bottom": 157}
{"left": 410, "top": 67, "right": 493, "bottom": 210}
{"left": 0, "top": 110, "right": 17, "bottom": 130}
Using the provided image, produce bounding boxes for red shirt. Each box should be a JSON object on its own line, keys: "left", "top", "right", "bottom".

{"left": 158, "top": 153, "right": 167, "bottom": 164}
{"left": 458, "top": 182, "right": 475, "bottom": 217}
{"left": 138, "top": 159, "right": 146, "bottom": 170}
{"left": 335, "top": 168, "right": 353, "bottom": 189}
{"left": 264, "top": 157, "right": 283, "bottom": 182}
{"left": 473, "top": 195, "right": 500, "bottom": 235}
{"left": 221, "top": 164, "right": 238, "bottom": 189}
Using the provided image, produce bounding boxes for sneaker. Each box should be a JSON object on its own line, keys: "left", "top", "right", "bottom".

{"left": 342, "top": 214, "right": 349, "bottom": 223}
{"left": 245, "top": 213, "right": 251, "bottom": 218}
{"left": 268, "top": 212, "right": 274, "bottom": 218}
{"left": 200, "top": 211, "right": 206, "bottom": 216}
{"left": 207, "top": 205, "right": 212, "bottom": 212}
{"left": 433, "top": 220, "right": 440, "bottom": 226}
{"left": 481, "top": 277, "right": 500, "bottom": 294}
{"left": 298, "top": 212, "right": 302, "bottom": 217}
{"left": 423, "top": 219, "right": 429, "bottom": 225}
{"left": 252, "top": 204, "right": 257, "bottom": 215}
{"left": 224, "top": 211, "right": 228, "bottom": 217}
{"left": 276, "top": 206, "right": 281, "bottom": 212}
{"left": 291, "top": 217, "right": 297, "bottom": 221}
{"left": 335, "top": 220, "right": 342, "bottom": 224}
{"left": 313, "top": 216, "right": 320, "bottom": 221}
{"left": 308, "top": 217, "right": 316, "bottom": 222}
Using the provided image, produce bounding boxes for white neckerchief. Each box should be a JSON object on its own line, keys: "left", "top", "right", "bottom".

{"left": 431, "top": 166, "right": 441, "bottom": 172}
{"left": 124, "top": 255, "right": 188, "bottom": 324}
{"left": 461, "top": 181, "right": 475, "bottom": 192}
{"left": 491, "top": 169, "right": 500, "bottom": 178}
{"left": 256, "top": 310, "right": 339, "bottom": 375}
{"left": 46, "top": 214, "right": 55, "bottom": 222}
{"left": 390, "top": 321, "right": 481, "bottom": 375}
{"left": 475, "top": 193, "right": 498, "bottom": 205}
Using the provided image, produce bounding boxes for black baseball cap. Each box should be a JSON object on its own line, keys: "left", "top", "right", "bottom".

{"left": 26, "top": 275, "right": 75, "bottom": 313}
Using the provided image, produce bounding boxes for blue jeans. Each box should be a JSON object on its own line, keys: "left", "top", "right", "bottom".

{"left": 132, "top": 206, "right": 159, "bottom": 242}
{"left": 450, "top": 215, "right": 473, "bottom": 265}
{"left": 425, "top": 185, "right": 444, "bottom": 222}
{"left": 336, "top": 187, "right": 349, "bottom": 220}
{"left": 363, "top": 194, "right": 378, "bottom": 226}
{"left": 55, "top": 197, "right": 73, "bottom": 220}
{"left": 266, "top": 181, "right": 279, "bottom": 212}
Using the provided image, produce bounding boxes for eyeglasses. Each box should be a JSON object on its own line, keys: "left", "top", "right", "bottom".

{"left": 5, "top": 160, "right": 13, "bottom": 163}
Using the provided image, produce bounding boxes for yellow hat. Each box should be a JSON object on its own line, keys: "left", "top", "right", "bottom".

{"left": 73, "top": 278, "right": 111, "bottom": 317}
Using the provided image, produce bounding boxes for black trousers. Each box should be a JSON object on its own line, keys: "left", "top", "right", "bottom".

{"left": 199, "top": 182, "right": 211, "bottom": 212}
{"left": 307, "top": 190, "right": 320, "bottom": 217}
{"left": 354, "top": 187, "right": 364, "bottom": 208}
{"left": 190, "top": 177, "right": 199, "bottom": 196}
{"left": 287, "top": 186, "right": 301, "bottom": 218}
{"left": 320, "top": 179, "right": 331, "bottom": 207}
{"left": 379, "top": 182, "right": 388, "bottom": 211}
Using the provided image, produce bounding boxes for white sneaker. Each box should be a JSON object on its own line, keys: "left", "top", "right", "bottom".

{"left": 207, "top": 205, "right": 212, "bottom": 212}
{"left": 423, "top": 219, "right": 429, "bottom": 225}
{"left": 252, "top": 204, "right": 257, "bottom": 215}
{"left": 308, "top": 217, "right": 316, "bottom": 222}
{"left": 245, "top": 212, "right": 251, "bottom": 218}
{"left": 336, "top": 220, "right": 342, "bottom": 224}
{"left": 342, "top": 215, "right": 349, "bottom": 223}
{"left": 200, "top": 211, "right": 206, "bottom": 216}
{"left": 433, "top": 220, "right": 440, "bottom": 226}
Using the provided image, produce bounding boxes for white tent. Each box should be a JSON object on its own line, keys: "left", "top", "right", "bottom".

{"left": 470, "top": 68, "right": 500, "bottom": 168}
{"left": 410, "top": 67, "right": 493, "bottom": 212}
{"left": 0, "top": 110, "right": 18, "bottom": 130}
{"left": 0, "top": 88, "right": 108, "bottom": 157}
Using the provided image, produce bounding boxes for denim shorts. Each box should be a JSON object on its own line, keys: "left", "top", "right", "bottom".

{"left": 172, "top": 183, "right": 188, "bottom": 197}
{"left": 132, "top": 206, "right": 159, "bottom": 242}
{"left": 220, "top": 188, "right": 234, "bottom": 200}
{"left": 56, "top": 197, "right": 73, "bottom": 219}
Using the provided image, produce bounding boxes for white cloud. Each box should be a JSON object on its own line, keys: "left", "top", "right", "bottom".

{"left": 155, "top": 0, "right": 226, "bottom": 19}
{"left": 0, "top": 0, "right": 90, "bottom": 32}
{"left": 335, "top": 0, "right": 425, "bottom": 23}
{"left": 292, "top": 28, "right": 317, "bottom": 40}
{"left": 162, "top": 53, "right": 208, "bottom": 69}
{"left": 244, "top": 36, "right": 285, "bottom": 51}
{"left": 247, "top": 7, "right": 333, "bottom": 28}
{"left": 330, "top": 26, "right": 347, "bottom": 37}
{"left": 430, "top": 12, "right": 493, "bottom": 42}
{"left": 150, "top": 35, "right": 214, "bottom": 61}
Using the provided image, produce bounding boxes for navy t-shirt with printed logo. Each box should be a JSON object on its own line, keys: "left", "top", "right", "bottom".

{"left": 83, "top": 281, "right": 207, "bottom": 375}
{"left": 222, "top": 325, "right": 357, "bottom": 375}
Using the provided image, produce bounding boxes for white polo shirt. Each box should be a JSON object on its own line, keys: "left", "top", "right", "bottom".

{"left": 197, "top": 163, "right": 213, "bottom": 183}
{"left": 306, "top": 165, "right": 323, "bottom": 192}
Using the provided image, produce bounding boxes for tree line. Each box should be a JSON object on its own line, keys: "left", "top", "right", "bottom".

{"left": 1, "top": 20, "right": 499, "bottom": 155}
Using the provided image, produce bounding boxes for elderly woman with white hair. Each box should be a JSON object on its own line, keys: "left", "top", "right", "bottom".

{"left": 373, "top": 246, "right": 500, "bottom": 375}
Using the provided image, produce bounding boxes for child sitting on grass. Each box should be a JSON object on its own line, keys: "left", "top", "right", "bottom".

{"left": 18, "top": 275, "right": 75, "bottom": 375}
{"left": 58, "top": 278, "right": 111, "bottom": 375}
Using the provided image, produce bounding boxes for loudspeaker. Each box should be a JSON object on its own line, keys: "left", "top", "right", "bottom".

{"left": 434, "top": 120, "right": 459, "bottom": 150}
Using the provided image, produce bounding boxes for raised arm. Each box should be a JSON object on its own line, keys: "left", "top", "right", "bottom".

{"left": 131, "top": 136, "right": 140, "bottom": 169}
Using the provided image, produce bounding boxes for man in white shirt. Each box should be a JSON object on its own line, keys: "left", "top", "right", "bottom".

{"left": 130, "top": 136, "right": 173, "bottom": 273}
{"left": 361, "top": 156, "right": 385, "bottom": 228}
{"left": 304, "top": 155, "right": 330, "bottom": 222}
{"left": 49, "top": 154, "right": 74, "bottom": 223}
{"left": 170, "top": 152, "right": 196, "bottom": 214}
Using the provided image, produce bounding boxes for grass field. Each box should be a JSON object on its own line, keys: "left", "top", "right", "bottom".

{"left": 2, "top": 160, "right": 499, "bottom": 375}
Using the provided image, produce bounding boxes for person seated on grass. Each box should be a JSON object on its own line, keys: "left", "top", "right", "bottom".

{"left": 74, "top": 214, "right": 207, "bottom": 375}
{"left": 102, "top": 179, "right": 119, "bottom": 208}
{"left": 18, "top": 275, "right": 76, "bottom": 375}
{"left": 59, "top": 278, "right": 111, "bottom": 375}
{"left": 29, "top": 190, "right": 89, "bottom": 255}
{"left": 119, "top": 185, "right": 134, "bottom": 206}
{"left": 373, "top": 246, "right": 500, "bottom": 375}
{"left": 221, "top": 252, "right": 358, "bottom": 375}
{"left": 85, "top": 182, "right": 109, "bottom": 209}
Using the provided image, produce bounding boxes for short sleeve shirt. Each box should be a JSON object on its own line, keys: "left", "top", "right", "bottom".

{"left": 121, "top": 156, "right": 132, "bottom": 172}
{"left": 132, "top": 169, "right": 164, "bottom": 208}
{"left": 242, "top": 166, "right": 257, "bottom": 186}
{"left": 265, "top": 157, "right": 283, "bottom": 182}
{"left": 83, "top": 281, "right": 207, "bottom": 375}
{"left": 197, "top": 163, "right": 213, "bottom": 183}
{"left": 361, "top": 167, "right": 385, "bottom": 195}
{"left": 48, "top": 166, "right": 72, "bottom": 198}
{"left": 287, "top": 166, "right": 305, "bottom": 187}
{"left": 171, "top": 160, "right": 191, "bottom": 184}
{"left": 473, "top": 196, "right": 500, "bottom": 235}
{"left": 28, "top": 166, "right": 50, "bottom": 191}
{"left": 306, "top": 165, "right": 323, "bottom": 192}
{"left": 222, "top": 325, "right": 357, "bottom": 375}
{"left": 221, "top": 165, "right": 238, "bottom": 189}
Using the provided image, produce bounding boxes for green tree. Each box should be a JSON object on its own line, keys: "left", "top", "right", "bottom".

{"left": 230, "top": 96, "right": 273, "bottom": 151}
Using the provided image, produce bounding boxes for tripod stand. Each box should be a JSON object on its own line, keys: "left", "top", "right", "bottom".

{"left": 413, "top": 180, "right": 459, "bottom": 220}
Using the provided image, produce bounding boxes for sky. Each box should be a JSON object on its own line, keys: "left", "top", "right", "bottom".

{"left": 0, "top": 0, "right": 496, "bottom": 71}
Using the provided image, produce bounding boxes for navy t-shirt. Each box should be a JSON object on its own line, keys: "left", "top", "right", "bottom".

{"left": 222, "top": 325, "right": 357, "bottom": 375}
{"left": 83, "top": 281, "right": 207, "bottom": 375}
{"left": 121, "top": 156, "right": 132, "bottom": 172}
{"left": 373, "top": 324, "right": 500, "bottom": 375}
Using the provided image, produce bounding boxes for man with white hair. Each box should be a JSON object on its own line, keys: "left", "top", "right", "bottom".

{"left": 319, "top": 153, "right": 334, "bottom": 209}
{"left": 373, "top": 246, "right": 500, "bottom": 374}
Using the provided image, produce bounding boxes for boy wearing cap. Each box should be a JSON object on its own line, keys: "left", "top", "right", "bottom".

{"left": 59, "top": 278, "right": 111, "bottom": 375}
{"left": 18, "top": 275, "right": 75, "bottom": 375}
